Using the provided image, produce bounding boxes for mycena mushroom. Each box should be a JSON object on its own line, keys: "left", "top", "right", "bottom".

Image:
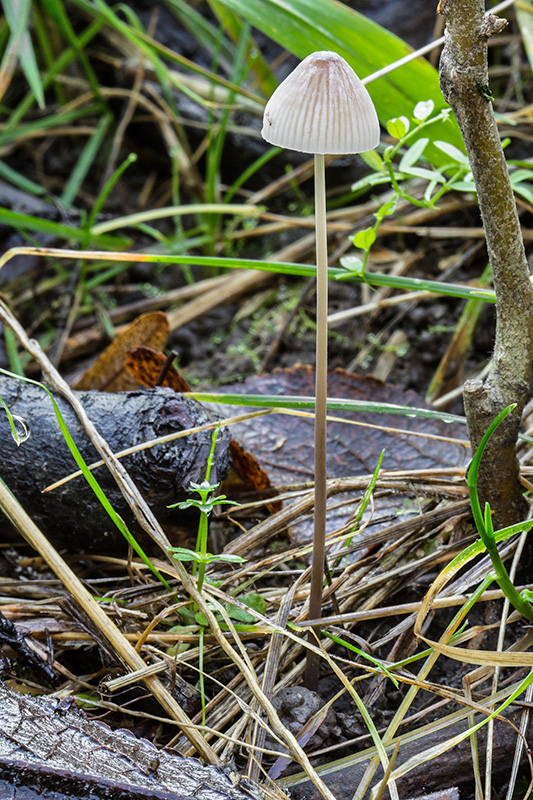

{"left": 261, "top": 51, "right": 380, "bottom": 689}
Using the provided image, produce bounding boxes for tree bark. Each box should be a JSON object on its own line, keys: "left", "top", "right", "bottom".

{"left": 439, "top": 0, "right": 533, "bottom": 527}
{"left": 0, "top": 680, "right": 259, "bottom": 800}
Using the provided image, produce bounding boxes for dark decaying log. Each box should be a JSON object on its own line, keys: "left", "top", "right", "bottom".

{"left": 282, "top": 705, "right": 532, "bottom": 799}
{"left": 0, "top": 680, "right": 260, "bottom": 800}
{"left": 0, "top": 376, "right": 230, "bottom": 550}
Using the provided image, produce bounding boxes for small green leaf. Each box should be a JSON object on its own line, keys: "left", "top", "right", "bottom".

{"left": 352, "top": 227, "right": 376, "bottom": 251}
{"left": 210, "top": 495, "right": 240, "bottom": 507}
{"left": 400, "top": 165, "right": 445, "bottom": 182}
{"left": 513, "top": 183, "right": 533, "bottom": 205}
{"left": 212, "top": 553, "right": 247, "bottom": 563}
{"left": 452, "top": 180, "right": 477, "bottom": 193}
{"left": 169, "top": 499, "right": 199, "bottom": 510}
{"left": 239, "top": 592, "right": 267, "bottom": 614}
{"left": 225, "top": 592, "right": 266, "bottom": 623}
{"left": 413, "top": 99, "right": 435, "bottom": 121}
{"left": 179, "top": 607, "right": 197, "bottom": 626}
{"left": 339, "top": 255, "right": 365, "bottom": 276}
{"left": 190, "top": 479, "right": 220, "bottom": 492}
{"left": 167, "top": 642, "right": 191, "bottom": 656}
{"left": 169, "top": 547, "right": 200, "bottom": 562}
{"left": 351, "top": 172, "right": 391, "bottom": 193}
{"left": 399, "top": 137, "right": 429, "bottom": 171}
{"left": 167, "top": 624, "right": 197, "bottom": 634}
{"left": 386, "top": 116, "right": 409, "bottom": 139}
{"left": 434, "top": 140, "right": 469, "bottom": 165}
{"left": 225, "top": 605, "right": 255, "bottom": 623}
{"left": 376, "top": 200, "right": 398, "bottom": 218}
{"left": 358, "top": 148, "right": 385, "bottom": 173}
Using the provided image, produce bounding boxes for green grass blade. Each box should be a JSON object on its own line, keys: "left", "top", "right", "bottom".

{"left": 207, "top": 0, "right": 278, "bottom": 95}
{"left": 69, "top": 0, "right": 262, "bottom": 109}
{"left": 1, "top": 20, "right": 103, "bottom": 139}
{"left": 516, "top": 0, "right": 533, "bottom": 74}
{"left": 164, "top": 0, "right": 240, "bottom": 67}
{"left": 44, "top": 0, "right": 105, "bottom": 103}
{"left": 87, "top": 153, "right": 138, "bottom": 231}
{"left": 90, "top": 204, "right": 260, "bottom": 235}
{"left": 32, "top": 3, "right": 67, "bottom": 107}
{"left": 0, "top": 208, "right": 130, "bottom": 249}
{"left": 186, "top": 390, "right": 468, "bottom": 426}
{"left": 0, "top": 159, "right": 49, "bottom": 197}
{"left": 212, "top": 0, "right": 464, "bottom": 166}
{"left": 2, "top": 0, "right": 45, "bottom": 107}
{"left": 0, "top": 244, "right": 498, "bottom": 303}
{"left": 61, "top": 113, "right": 112, "bottom": 206}
{"left": 466, "top": 404, "right": 515, "bottom": 535}
{"left": 341, "top": 266, "right": 496, "bottom": 303}
{"left": 222, "top": 146, "right": 281, "bottom": 203}
{"left": 4, "top": 327, "right": 23, "bottom": 376}
{"left": 0, "top": 102, "right": 104, "bottom": 148}
{"left": 323, "top": 630, "right": 398, "bottom": 687}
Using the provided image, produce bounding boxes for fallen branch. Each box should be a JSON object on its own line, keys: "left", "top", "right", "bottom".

{"left": 0, "top": 374, "right": 230, "bottom": 551}
{"left": 282, "top": 704, "right": 532, "bottom": 800}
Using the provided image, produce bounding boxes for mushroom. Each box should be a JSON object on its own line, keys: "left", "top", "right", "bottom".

{"left": 262, "top": 51, "right": 379, "bottom": 689}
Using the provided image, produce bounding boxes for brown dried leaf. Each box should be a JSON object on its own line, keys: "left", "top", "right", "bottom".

{"left": 221, "top": 366, "right": 468, "bottom": 543}
{"left": 74, "top": 312, "right": 169, "bottom": 392}
{"left": 125, "top": 346, "right": 191, "bottom": 392}
{"left": 227, "top": 439, "right": 281, "bottom": 512}
{"left": 223, "top": 366, "right": 468, "bottom": 484}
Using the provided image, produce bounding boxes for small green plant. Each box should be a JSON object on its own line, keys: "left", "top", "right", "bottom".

{"left": 467, "top": 404, "right": 533, "bottom": 620}
{"left": 168, "top": 424, "right": 243, "bottom": 599}
{"left": 167, "top": 424, "right": 266, "bottom": 721}
{"left": 346, "top": 100, "right": 455, "bottom": 276}
{"left": 167, "top": 424, "right": 266, "bottom": 628}
{"left": 344, "top": 99, "right": 533, "bottom": 280}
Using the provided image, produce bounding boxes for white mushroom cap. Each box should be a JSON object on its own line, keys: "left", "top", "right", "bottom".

{"left": 261, "top": 51, "right": 380, "bottom": 155}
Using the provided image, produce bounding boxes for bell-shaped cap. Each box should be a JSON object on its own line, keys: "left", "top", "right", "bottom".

{"left": 261, "top": 51, "right": 380, "bottom": 155}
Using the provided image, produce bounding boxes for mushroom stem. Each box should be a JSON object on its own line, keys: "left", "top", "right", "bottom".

{"left": 304, "top": 153, "right": 328, "bottom": 691}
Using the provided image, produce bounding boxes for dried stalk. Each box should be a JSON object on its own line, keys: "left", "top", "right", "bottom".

{"left": 0, "top": 479, "right": 218, "bottom": 763}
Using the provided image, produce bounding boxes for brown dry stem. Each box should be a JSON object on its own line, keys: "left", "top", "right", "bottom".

{"left": 439, "top": 0, "right": 533, "bottom": 526}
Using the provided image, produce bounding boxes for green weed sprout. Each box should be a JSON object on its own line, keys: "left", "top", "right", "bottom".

{"left": 167, "top": 424, "right": 266, "bottom": 723}
{"left": 345, "top": 100, "right": 456, "bottom": 278}
{"left": 167, "top": 424, "right": 266, "bottom": 626}
{"left": 468, "top": 404, "right": 533, "bottom": 620}
{"left": 168, "top": 424, "right": 243, "bottom": 597}
{"left": 344, "top": 99, "right": 533, "bottom": 283}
